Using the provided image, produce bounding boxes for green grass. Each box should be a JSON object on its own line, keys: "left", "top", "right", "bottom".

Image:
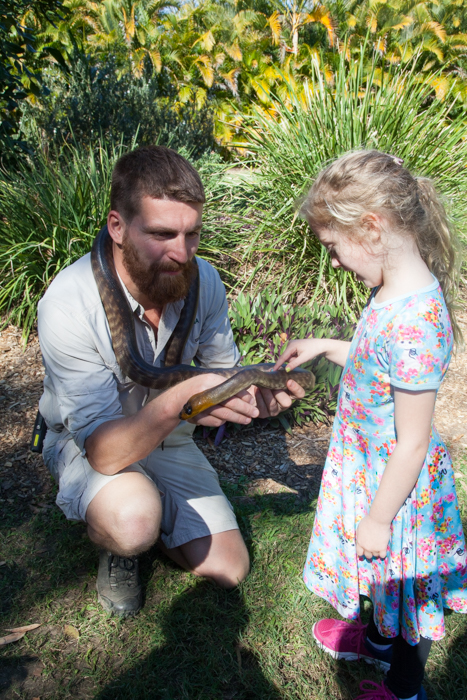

{"left": 1, "top": 450, "right": 467, "bottom": 699}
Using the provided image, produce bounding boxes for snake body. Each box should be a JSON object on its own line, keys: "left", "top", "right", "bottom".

{"left": 90, "top": 226, "right": 315, "bottom": 419}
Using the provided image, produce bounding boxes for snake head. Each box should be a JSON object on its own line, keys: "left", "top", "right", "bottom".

{"left": 179, "top": 402, "right": 193, "bottom": 420}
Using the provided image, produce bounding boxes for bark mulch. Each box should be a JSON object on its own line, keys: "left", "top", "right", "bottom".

{"left": 1, "top": 293, "right": 466, "bottom": 513}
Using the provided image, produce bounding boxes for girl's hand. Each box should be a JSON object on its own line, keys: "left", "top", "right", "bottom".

{"left": 356, "top": 515, "right": 391, "bottom": 559}
{"left": 274, "top": 339, "right": 325, "bottom": 372}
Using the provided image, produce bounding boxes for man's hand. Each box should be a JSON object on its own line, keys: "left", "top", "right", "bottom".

{"left": 187, "top": 377, "right": 305, "bottom": 426}
{"left": 247, "top": 379, "right": 306, "bottom": 419}
{"left": 178, "top": 372, "right": 259, "bottom": 427}
{"left": 188, "top": 386, "right": 260, "bottom": 427}
{"left": 356, "top": 515, "right": 391, "bottom": 560}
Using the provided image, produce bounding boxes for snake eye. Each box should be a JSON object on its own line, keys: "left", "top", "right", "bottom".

{"left": 185, "top": 405, "right": 192, "bottom": 415}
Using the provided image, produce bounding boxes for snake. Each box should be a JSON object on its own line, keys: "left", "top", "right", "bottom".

{"left": 90, "top": 225, "right": 315, "bottom": 420}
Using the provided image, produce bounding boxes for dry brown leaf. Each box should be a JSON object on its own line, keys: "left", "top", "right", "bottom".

{"left": 0, "top": 632, "right": 26, "bottom": 645}
{"left": 64, "top": 624, "right": 80, "bottom": 639}
{"left": 4, "top": 623, "right": 41, "bottom": 633}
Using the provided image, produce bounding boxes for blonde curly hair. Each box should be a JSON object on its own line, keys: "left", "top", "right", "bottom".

{"left": 300, "top": 150, "right": 462, "bottom": 344}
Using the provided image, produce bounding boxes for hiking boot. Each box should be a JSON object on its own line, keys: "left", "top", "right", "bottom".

{"left": 96, "top": 550, "right": 142, "bottom": 617}
{"left": 354, "top": 680, "right": 428, "bottom": 699}
{"left": 312, "top": 618, "right": 393, "bottom": 672}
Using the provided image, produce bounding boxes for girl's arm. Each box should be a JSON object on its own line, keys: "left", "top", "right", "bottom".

{"left": 356, "top": 388, "right": 436, "bottom": 559}
{"left": 274, "top": 338, "right": 352, "bottom": 371}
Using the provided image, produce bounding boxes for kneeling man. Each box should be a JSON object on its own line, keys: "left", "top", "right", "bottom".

{"left": 38, "top": 146, "right": 304, "bottom": 616}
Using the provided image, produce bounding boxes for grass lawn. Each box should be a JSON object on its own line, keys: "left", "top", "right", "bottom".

{"left": 1, "top": 448, "right": 467, "bottom": 699}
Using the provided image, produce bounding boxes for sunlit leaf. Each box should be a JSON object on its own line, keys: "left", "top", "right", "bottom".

{"left": 4, "top": 624, "right": 41, "bottom": 633}
{"left": 0, "top": 632, "right": 26, "bottom": 645}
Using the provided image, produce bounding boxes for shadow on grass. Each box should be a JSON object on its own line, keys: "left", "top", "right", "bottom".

{"left": 0, "top": 490, "right": 312, "bottom": 698}
{"left": 0, "top": 507, "right": 95, "bottom": 619}
{"left": 2, "top": 485, "right": 467, "bottom": 700}
{"left": 94, "top": 582, "right": 282, "bottom": 700}
{"left": 93, "top": 491, "right": 314, "bottom": 700}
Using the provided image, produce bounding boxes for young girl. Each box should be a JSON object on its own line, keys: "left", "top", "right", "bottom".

{"left": 275, "top": 151, "right": 467, "bottom": 700}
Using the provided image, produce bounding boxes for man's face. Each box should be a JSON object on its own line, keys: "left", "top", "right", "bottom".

{"left": 120, "top": 197, "right": 202, "bottom": 307}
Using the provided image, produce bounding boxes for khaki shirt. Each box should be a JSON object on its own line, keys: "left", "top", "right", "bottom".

{"left": 38, "top": 253, "right": 240, "bottom": 457}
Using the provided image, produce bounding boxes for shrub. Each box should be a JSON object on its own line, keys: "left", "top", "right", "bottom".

{"left": 234, "top": 50, "right": 467, "bottom": 311}
{"left": 0, "top": 137, "right": 243, "bottom": 339}
{"left": 229, "top": 290, "right": 355, "bottom": 426}
{"left": 20, "top": 53, "right": 216, "bottom": 159}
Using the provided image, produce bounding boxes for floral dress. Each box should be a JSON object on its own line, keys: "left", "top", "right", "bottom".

{"left": 303, "top": 277, "right": 467, "bottom": 644}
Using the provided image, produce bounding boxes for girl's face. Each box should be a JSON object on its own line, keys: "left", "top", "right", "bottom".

{"left": 313, "top": 226, "right": 384, "bottom": 289}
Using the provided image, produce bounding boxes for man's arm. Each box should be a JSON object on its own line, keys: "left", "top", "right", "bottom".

{"left": 85, "top": 373, "right": 261, "bottom": 474}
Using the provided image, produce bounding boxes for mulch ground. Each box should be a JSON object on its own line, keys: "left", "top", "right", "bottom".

{"left": 0, "top": 291, "right": 466, "bottom": 516}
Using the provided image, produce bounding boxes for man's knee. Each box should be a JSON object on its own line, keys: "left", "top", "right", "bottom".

{"left": 209, "top": 552, "right": 250, "bottom": 589}
{"left": 184, "top": 531, "right": 250, "bottom": 589}
{"left": 111, "top": 502, "right": 160, "bottom": 552}
{"left": 86, "top": 473, "right": 162, "bottom": 553}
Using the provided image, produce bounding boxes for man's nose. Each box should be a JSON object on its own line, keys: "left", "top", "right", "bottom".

{"left": 168, "top": 234, "right": 189, "bottom": 264}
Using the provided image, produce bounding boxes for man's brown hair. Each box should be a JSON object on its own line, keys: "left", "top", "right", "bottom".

{"left": 110, "top": 145, "right": 206, "bottom": 221}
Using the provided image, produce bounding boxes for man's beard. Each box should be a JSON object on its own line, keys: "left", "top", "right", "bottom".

{"left": 121, "top": 234, "right": 195, "bottom": 307}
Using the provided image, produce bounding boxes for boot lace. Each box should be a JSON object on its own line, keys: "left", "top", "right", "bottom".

{"left": 108, "top": 555, "right": 139, "bottom": 590}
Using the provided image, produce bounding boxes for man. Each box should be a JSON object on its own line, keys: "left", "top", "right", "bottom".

{"left": 38, "top": 146, "right": 304, "bottom": 617}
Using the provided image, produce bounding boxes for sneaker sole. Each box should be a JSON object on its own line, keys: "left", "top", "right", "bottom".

{"left": 312, "top": 622, "right": 391, "bottom": 672}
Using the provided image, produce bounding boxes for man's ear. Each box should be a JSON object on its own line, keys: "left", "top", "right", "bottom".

{"left": 107, "top": 210, "right": 126, "bottom": 246}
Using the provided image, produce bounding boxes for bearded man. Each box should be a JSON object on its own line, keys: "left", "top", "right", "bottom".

{"left": 37, "top": 146, "right": 304, "bottom": 617}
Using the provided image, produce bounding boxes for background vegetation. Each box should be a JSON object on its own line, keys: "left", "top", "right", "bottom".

{"left": 2, "top": 5, "right": 466, "bottom": 420}
{"left": 1, "top": 3, "right": 467, "bottom": 699}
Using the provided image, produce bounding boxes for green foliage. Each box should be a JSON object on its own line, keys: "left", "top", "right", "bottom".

{"left": 16, "top": 0, "right": 467, "bottom": 152}
{"left": 235, "top": 49, "right": 467, "bottom": 311}
{"left": 0, "top": 138, "right": 124, "bottom": 338}
{"left": 229, "top": 289, "right": 355, "bottom": 424}
{"left": 20, "top": 52, "right": 216, "bottom": 158}
{"left": 0, "top": 0, "right": 65, "bottom": 151}
{"left": 0, "top": 137, "right": 241, "bottom": 339}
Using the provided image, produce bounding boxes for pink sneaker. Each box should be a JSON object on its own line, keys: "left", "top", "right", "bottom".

{"left": 354, "top": 680, "right": 398, "bottom": 699}
{"left": 312, "top": 618, "right": 392, "bottom": 671}
{"left": 354, "top": 681, "right": 428, "bottom": 700}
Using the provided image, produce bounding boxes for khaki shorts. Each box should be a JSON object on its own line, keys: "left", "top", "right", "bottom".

{"left": 42, "top": 422, "right": 239, "bottom": 549}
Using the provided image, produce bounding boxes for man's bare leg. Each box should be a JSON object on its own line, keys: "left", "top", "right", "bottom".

{"left": 159, "top": 530, "right": 250, "bottom": 589}
{"left": 86, "top": 472, "right": 162, "bottom": 616}
{"left": 86, "top": 472, "right": 162, "bottom": 555}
